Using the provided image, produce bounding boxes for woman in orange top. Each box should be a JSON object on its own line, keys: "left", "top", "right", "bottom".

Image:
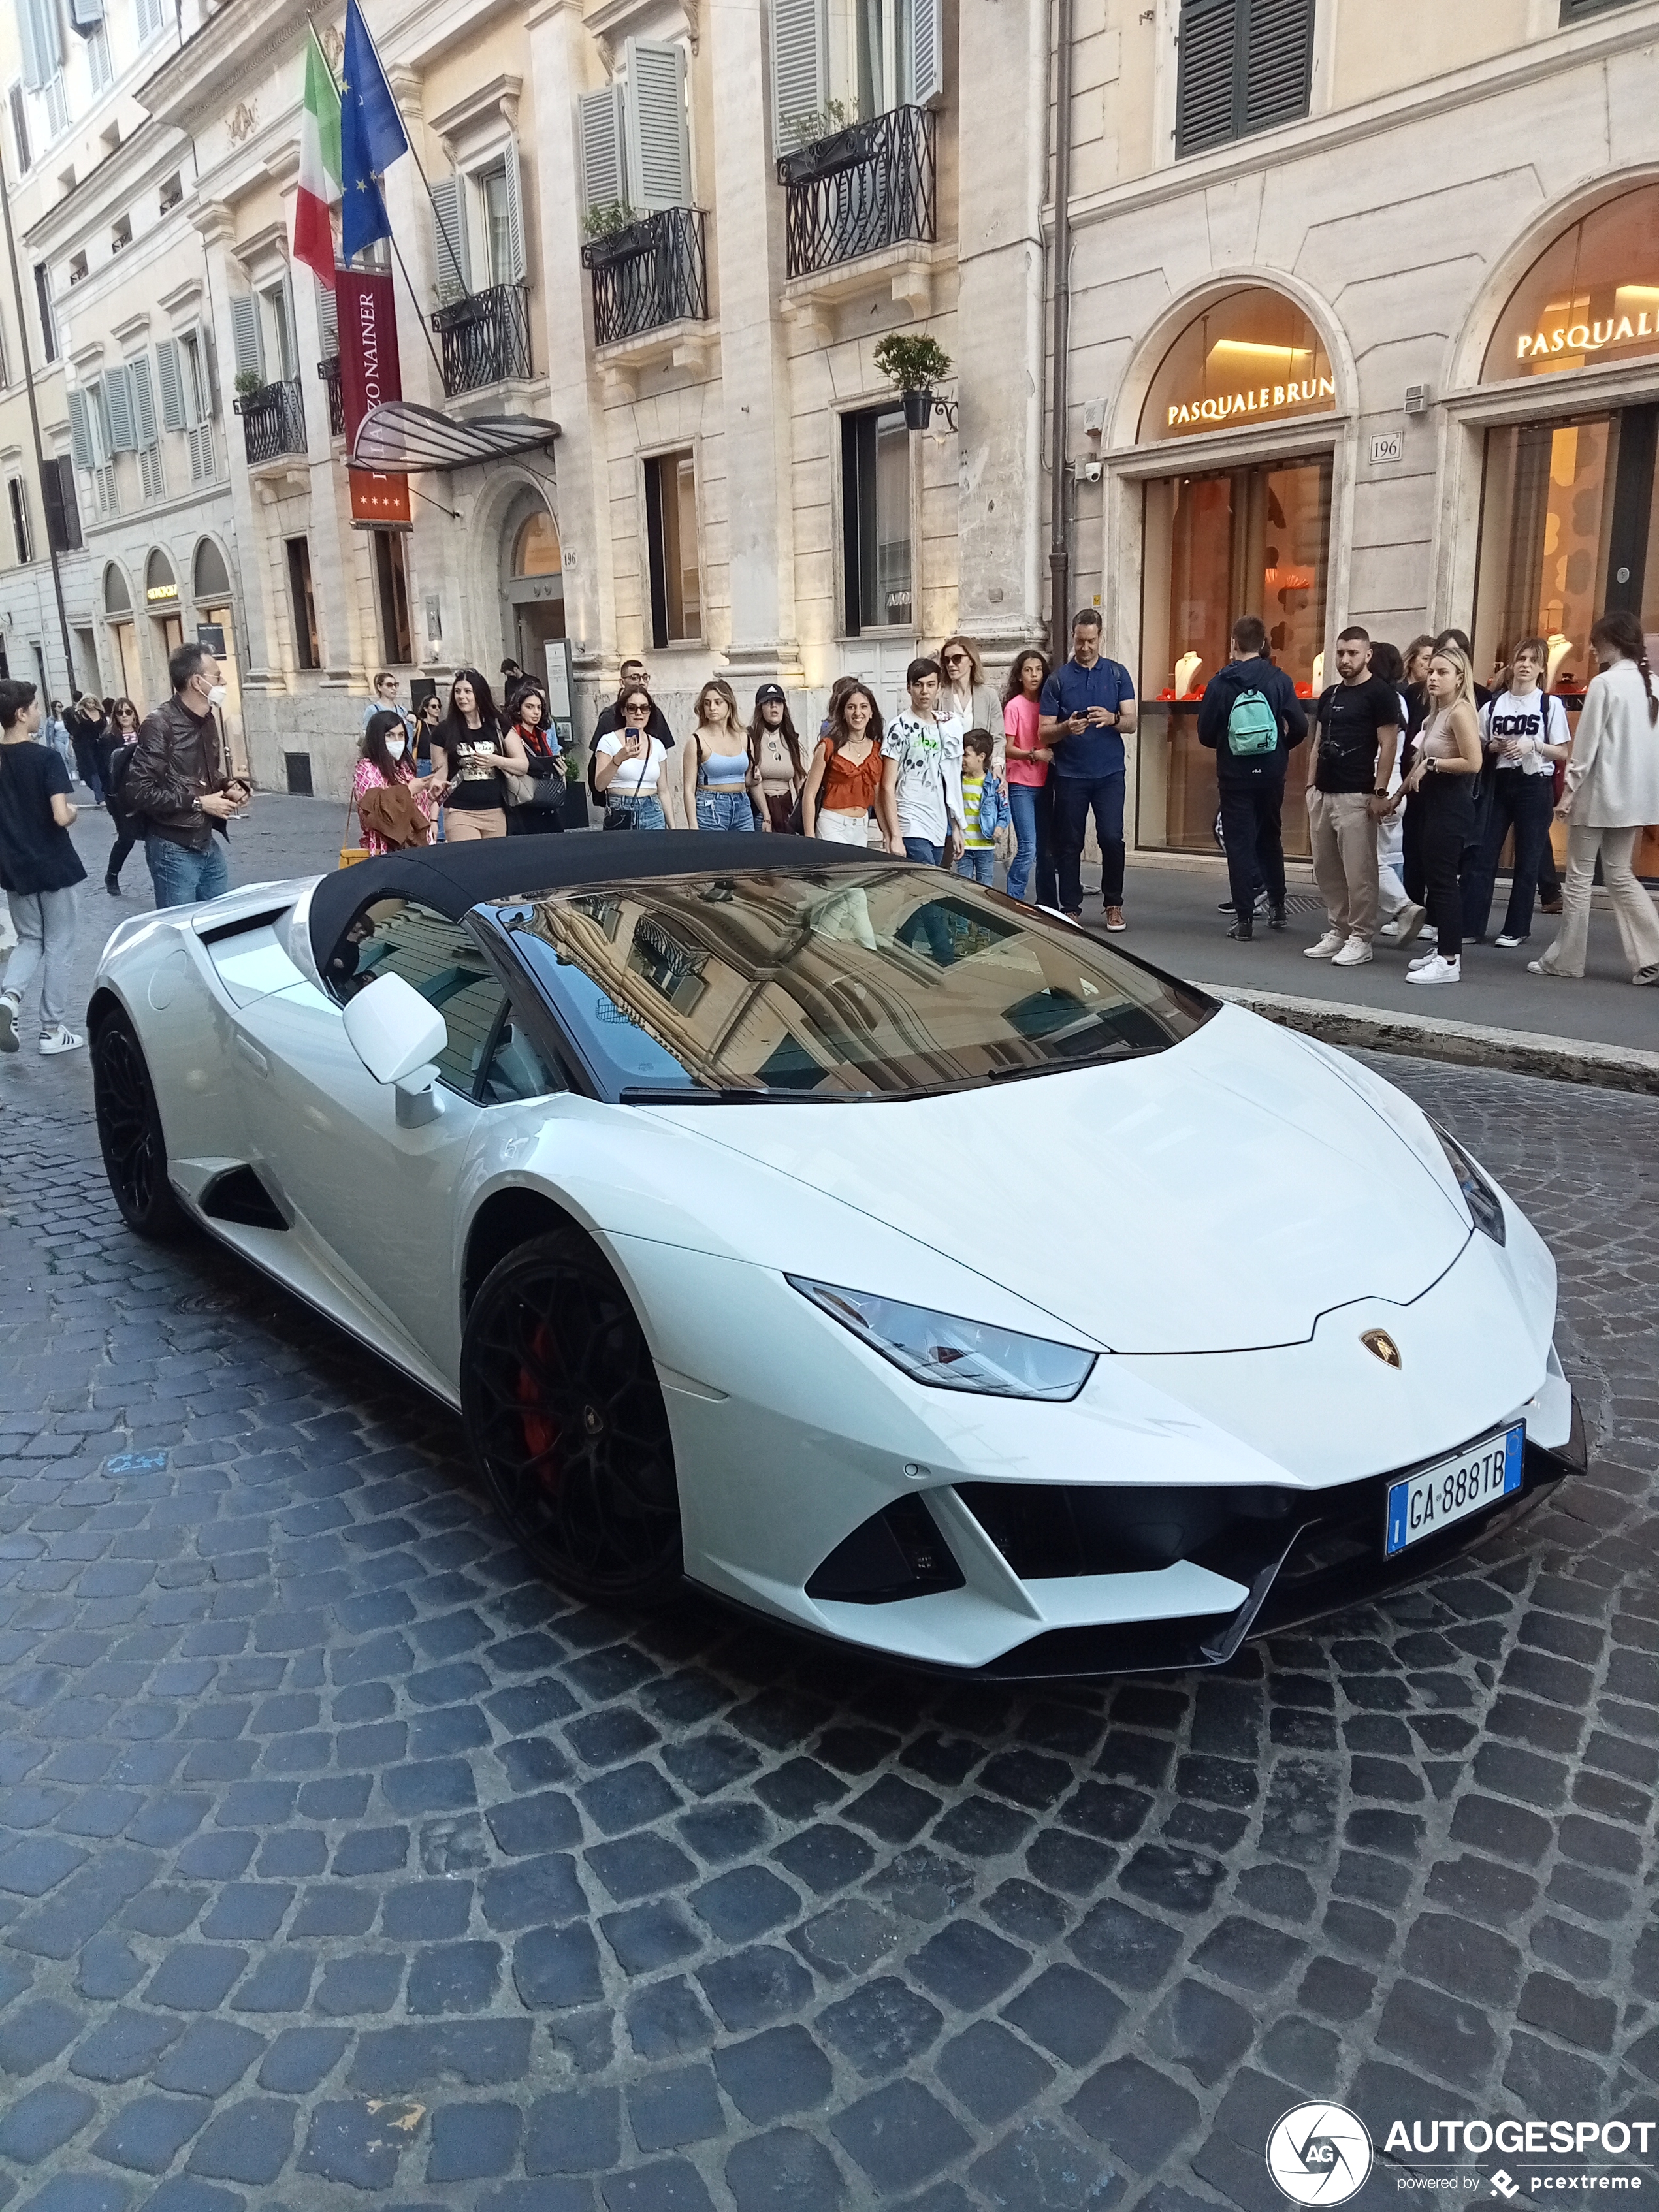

{"left": 802, "top": 683, "right": 888, "bottom": 844}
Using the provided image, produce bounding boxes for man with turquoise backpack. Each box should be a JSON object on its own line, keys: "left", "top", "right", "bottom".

{"left": 1197, "top": 615, "right": 1309, "bottom": 942}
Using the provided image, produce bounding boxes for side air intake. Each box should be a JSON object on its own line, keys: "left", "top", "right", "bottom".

{"left": 200, "top": 1166, "right": 288, "bottom": 1230}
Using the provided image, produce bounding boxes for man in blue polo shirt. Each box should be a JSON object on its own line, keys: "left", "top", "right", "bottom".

{"left": 1039, "top": 609, "right": 1137, "bottom": 929}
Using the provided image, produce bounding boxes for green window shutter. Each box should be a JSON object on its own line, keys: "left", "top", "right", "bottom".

{"left": 104, "top": 361, "right": 136, "bottom": 450}
{"left": 230, "top": 293, "right": 263, "bottom": 382}
{"left": 577, "top": 82, "right": 626, "bottom": 213}
{"left": 67, "top": 385, "right": 91, "bottom": 466}
{"left": 155, "top": 337, "right": 186, "bottom": 430}
{"left": 771, "top": 0, "right": 828, "bottom": 153}
{"left": 128, "top": 354, "right": 157, "bottom": 446}
{"left": 429, "top": 172, "right": 470, "bottom": 302}
{"left": 624, "top": 38, "right": 691, "bottom": 213}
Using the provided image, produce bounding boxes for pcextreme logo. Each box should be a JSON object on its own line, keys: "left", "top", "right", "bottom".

{"left": 1268, "top": 2104, "right": 1375, "bottom": 2204}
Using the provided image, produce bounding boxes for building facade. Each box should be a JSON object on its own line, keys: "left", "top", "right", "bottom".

{"left": 3, "top": 0, "right": 1657, "bottom": 876}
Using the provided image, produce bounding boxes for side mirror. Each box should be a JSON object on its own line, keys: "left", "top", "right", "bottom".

{"left": 342, "top": 972, "right": 447, "bottom": 1087}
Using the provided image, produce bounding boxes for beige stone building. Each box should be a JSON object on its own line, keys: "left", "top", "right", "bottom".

{"left": 4, "top": 0, "right": 1658, "bottom": 873}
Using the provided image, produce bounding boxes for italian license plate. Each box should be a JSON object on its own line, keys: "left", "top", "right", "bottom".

{"left": 1384, "top": 1424, "right": 1525, "bottom": 1558}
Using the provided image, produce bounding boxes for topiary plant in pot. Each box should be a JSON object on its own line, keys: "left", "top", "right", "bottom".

{"left": 874, "top": 333, "right": 953, "bottom": 430}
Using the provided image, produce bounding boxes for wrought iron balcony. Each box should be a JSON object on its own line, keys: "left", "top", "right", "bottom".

{"left": 777, "top": 104, "right": 936, "bottom": 281}
{"left": 430, "top": 281, "right": 532, "bottom": 396}
{"left": 318, "top": 355, "right": 344, "bottom": 440}
{"left": 581, "top": 208, "right": 708, "bottom": 349}
{"left": 233, "top": 377, "right": 307, "bottom": 465}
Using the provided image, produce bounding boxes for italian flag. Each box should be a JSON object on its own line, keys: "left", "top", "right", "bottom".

{"left": 293, "top": 27, "right": 342, "bottom": 286}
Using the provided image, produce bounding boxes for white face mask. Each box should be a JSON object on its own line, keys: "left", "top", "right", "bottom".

{"left": 206, "top": 683, "right": 227, "bottom": 709}
{"left": 385, "top": 737, "right": 406, "bottom": 760}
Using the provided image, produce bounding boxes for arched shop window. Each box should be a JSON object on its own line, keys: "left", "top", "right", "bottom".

{"left": 193, "top": 536, "right": 233, "bottom": 600}
{"left": 144, "top": 548, "right": 178, "bottom": 609}
{"left": 1140, "top": 287, "right": 1335, "bottom": 442}
{"left": 1484, "top": 185, "right": 1659, "bottom": 383}
{"left": 103, "top": 563, "right": 131, "bottom": 615}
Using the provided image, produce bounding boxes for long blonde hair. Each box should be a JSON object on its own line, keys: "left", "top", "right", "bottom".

{"left": 1428, "top": 642, "right": 1477, "bottom": 713}
{"left": 694, "top": 678, "right": 742, "bottom": 743}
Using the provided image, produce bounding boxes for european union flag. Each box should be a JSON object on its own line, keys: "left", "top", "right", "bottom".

{"left": 340, "top": 0, "right": 407, "bottom": 263}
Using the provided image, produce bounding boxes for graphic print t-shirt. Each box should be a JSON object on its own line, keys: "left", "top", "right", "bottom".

{"left": 881, "top": 710, "right": 964, "bottom": 844}
{"left": 1483, "top": 690, "right": 1566, "bottom": 775}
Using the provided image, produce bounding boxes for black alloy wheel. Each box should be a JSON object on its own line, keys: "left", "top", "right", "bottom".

{"left": 91, "top": 1008, "right": 191, "bottom": 1241}
{"left": 460, "top": 1228, "right": 683, "bottom": 1606}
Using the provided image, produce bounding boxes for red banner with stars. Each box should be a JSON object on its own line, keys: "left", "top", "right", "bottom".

{"left": 336, "top": 266, "right": 411, "bottom": 530}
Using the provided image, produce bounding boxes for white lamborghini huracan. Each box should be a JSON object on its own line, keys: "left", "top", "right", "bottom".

{"left": 87, "top": 833, "right": 1583, "bottom": 1677}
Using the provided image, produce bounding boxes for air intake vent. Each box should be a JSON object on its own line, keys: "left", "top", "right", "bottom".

{"left": 200, "top": 1166, "right": 287, "bottom": 1230}
{"left": 805, "top": 1496, "right": 964, "bottom": 1605}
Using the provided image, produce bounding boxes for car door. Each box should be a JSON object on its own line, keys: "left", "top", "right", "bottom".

{"left": 228, "top": 895, "right": 527, "bottom": 1381}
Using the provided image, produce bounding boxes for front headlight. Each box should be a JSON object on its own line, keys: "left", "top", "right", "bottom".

{"left": 788, "top": 1277, "right": 1097, "bottom": 1401}
{"left": 1432, "top": 1123, "right": 1506, "bottom": 1245}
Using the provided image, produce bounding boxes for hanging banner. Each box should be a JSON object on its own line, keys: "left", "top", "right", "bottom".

{"left": 336, "top": 266, "right": 411, "bottom": 529}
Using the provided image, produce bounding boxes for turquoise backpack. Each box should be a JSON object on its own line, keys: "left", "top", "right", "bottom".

{"left": 1226, "top": 686, "right": 1281, "bottom": 758}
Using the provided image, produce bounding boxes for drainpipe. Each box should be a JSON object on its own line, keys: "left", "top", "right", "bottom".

{"left": 1046, "top": 0, "right": 1074, "bottom": 654}
{"left": 0, "top": 144, "right": 77, "bottom": 697}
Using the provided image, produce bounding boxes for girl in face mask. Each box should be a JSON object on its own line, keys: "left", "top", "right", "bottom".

{"left": 353, "top": 707, "right": 435, "bottom": 854}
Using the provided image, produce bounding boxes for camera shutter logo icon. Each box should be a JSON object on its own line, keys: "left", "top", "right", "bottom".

{"left": 1266, "top": 2103, "right": 1374, "bottom": 2205}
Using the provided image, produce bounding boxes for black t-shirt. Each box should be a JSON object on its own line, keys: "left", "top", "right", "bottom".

{"left": 1314, "top": 677, "right": 1400, "bottom": 794}
{"left": 0, "top": 741, "right": 87, "bottom": 895}
{"left": 436, "top": 725, "right": 505, "bottom": 810}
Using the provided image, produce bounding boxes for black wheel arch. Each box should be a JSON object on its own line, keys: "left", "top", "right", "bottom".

{"left": 462, "top": 1187, "right": 598, "bottom": 1316}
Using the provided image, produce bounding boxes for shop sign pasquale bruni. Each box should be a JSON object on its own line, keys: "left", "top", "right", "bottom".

{"left": 1167, "top": 376, "right": 1336, "bottom": 430}
{"left": 1517, "top": 308, "right": 1659, "bottom": 364}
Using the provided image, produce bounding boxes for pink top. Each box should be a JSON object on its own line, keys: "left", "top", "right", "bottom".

{"left": 1004, "top": 694, "right": 1047, "bottom": 786}
{"left": 352, "top": 756, "right": 436, "bottom": 857}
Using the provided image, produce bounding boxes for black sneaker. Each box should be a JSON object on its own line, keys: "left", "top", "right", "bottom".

{"left": 105, "top": 876, "right": 121, "bottom": 897}
{"left": 1268, "top": 901, "right": 1288, "bottom": 931}
{"left": 1228, "top": 918, "right": 1254, "bottom": 941}
{"left": 1217, "top": 898, "right": 1236, "bottom": 912}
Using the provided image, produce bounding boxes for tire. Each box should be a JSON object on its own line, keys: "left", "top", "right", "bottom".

{"left": 91, "top": 1006, "right": 192, "bottom": 1242}
{"left": 460, "top": 1228, "right": 683, "bottom": 1606}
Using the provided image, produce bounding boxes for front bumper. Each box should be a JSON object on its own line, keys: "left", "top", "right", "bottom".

{"left": 955, "top": 1397, "right": 1587, "bottom": 1678}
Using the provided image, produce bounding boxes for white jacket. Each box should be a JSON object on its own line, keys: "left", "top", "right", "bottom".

{"left": 1564, "top": 656, "right": 1659, "bottom": 828}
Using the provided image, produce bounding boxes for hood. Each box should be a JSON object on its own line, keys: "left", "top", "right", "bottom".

{"left": 670, "top": 1004, "right": 1471, "bottom": 1354}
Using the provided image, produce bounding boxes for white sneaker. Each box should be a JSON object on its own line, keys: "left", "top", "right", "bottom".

{"left": 1408, "top": 944, "right": 1441, "bottom": 970}
{"left": 1332, "top": 937, "right": 1373, "bottom": 967}
{"left": 39, "top": 1025, "right": 84, "bottom": 1055}
{"left": 1304, "top": 931, "right": 1345, "bottom": 959}
{"left": 1378, "top": 920, "right": 1403, "bottom": 939}
{"left": 0, "top": 996, "right": 16, "bottom": 1054}
{"left": 1407, "top": 954, "right": 1460, "bottom": 985}
{"left": 1393, "top": 901, "right": 1428, "bottom": 947}
{"left": 1494, "top": 933, "right": 1528, "bottom": 949}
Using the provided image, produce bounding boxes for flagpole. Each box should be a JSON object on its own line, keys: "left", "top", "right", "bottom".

{"left": 340, "top": 3, "right": 472, "bottom": 302}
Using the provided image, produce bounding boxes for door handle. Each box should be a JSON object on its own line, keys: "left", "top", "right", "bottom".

{"left": 234, "top": 1034, "right": 269, "bottom": 1078}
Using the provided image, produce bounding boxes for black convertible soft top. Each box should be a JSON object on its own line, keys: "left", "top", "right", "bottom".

{"left": 306, "top": 829, "right": 907, "bottom": 973}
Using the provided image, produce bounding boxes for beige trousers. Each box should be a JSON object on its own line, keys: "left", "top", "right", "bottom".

{"left": 1308, "top": 790, "right": 1379, "bottom": 942}
{"left": 443, "top": 807, "right": 507, "bottom": 842}
{"left": 1535, "top": 824, "right": 1659, "bottom": 979}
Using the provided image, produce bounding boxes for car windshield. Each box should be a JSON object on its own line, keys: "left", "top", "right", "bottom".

{"left": 488, "top": 867, "right": 1212, "bottom": 1100}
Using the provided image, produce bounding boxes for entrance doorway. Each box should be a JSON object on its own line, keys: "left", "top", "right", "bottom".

{"left": 1474, "top": 406, "right": 1659, "bottom": 877}
{"left": 1138, "top": 451, "right": 1332, "bottom": 854}
{"left": 502, "top": 501, "right": 565, "bottom": 688}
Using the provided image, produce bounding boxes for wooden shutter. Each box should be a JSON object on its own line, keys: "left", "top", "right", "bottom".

{"left": 624, "top": 40, "right": 691, "bottom": 212}
{"left": 229, "top": 293, "right": 263, "bottom": 382}
{"left": 502, "top": 136, "right": 526, "bottom": 281}
{"left": 1175, "top": 0, "right": 1239, "bottom": 157}
{"left": 16, "top": 0, "right": 63, "bottom": 92}
{"left": 67, "top": 386, "right": 92, "bottom": 467}
{"left": 577, "top": 82, "right": 626, "bottom": 212}
{"left": 907, "top": 0, "right": 943, "bottom": 108}
{"left": 67, "top": 0, "right": 103, "bottom": 33}
{"left": 135, "top": 0, "right": 163, "bottom": 33}
{"left": 104, "top": 361, "right": 136, "bottom": 450}
{"left": 771, "top": 0, "right": 828, "bottom": 153}
{"left": 429, "top": 172, "right": 470, "bottom": 302}
{"left": 1241, "top": 0, "right": 1312, "bottom": 138}
{"left": 317, "top": 276, "right": 339, "bottom": 357}
{"left": 128, "top": 355, "right": 157, "bottom": 447}
{"left": 155, "top": 337, "right": 186, "bottom": 430}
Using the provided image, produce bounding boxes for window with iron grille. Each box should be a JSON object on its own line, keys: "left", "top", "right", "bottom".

{"left": 1175, "top": 0, "right": 1313, "bottom": 160}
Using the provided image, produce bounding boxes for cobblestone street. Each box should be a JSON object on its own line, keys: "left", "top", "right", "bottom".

{"left": 1, "top": 817, "right": 1657, "bottom": 2209}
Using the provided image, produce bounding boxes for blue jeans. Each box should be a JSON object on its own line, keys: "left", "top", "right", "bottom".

{"left": 902, "top": 837, "right": 945, "bottom": 866}
{"left": 146, "top": 835, "right": 229, "bottom": 908}
{"left": 1006, "top": 782, "right": 1055, "bottom": 905}
{"left": 605, "top": 797, "right": 666, "bottom": 831}
{"left": 1052, "top": 773, "right": 1125, "bottom": 913}
{"left": 696, "top": 791, "right": 754, "bottom": 832}
{"left": 956, "top": 848, "right": 996, "bottom": 886}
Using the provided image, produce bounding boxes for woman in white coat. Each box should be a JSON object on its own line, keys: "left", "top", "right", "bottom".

{"left": 1529, "top": 609, "right": 1659, "bottom": 985}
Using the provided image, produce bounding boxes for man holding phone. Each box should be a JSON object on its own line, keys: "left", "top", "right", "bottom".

{"left": 125, "top": 642, "right": 250, "bottom": 907}
{"left": 1040, "top": 609, "right": 1138, "bottom": 929}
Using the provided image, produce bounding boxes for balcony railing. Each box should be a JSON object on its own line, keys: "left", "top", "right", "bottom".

{"left": 234, "top": 377, "right": 306, "bottom": 465}
{"left": 580, "top": 208, "right": 708, "bottom": 349}
{"left": 430, "top": 281, "right": 532, "bottom": 396}
{"left": 777, "top": 104, "right": 936, "bottom": 281}
{"left": 319, "top": 355, "right": 344, "bottom": 439}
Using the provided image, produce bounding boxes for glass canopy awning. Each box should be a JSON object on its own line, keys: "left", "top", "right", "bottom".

{"left": 350, "top": 401, "right": 560, "bottom": 474}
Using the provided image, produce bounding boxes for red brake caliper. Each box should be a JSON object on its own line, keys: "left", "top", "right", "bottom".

{"left": 517, "top": 1321, "right": 560, "bottom": 1491}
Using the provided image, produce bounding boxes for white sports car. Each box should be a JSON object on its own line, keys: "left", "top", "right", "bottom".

{"left": 88, "top": 834, "right": 1583, "bottom": 1677}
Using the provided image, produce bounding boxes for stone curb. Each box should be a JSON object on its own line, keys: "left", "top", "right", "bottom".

{"left": 1200, "top": 980, "right": 1659, "bottom": 1095}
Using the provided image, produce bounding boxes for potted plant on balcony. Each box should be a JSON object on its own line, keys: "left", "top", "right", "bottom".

{"left": 581, "top": 200, "right": 644, "bottom": 268}
{"left": 777, "top": 101, "right": 865, "bottom": 187}
{"left": 874, "top": 333, "right": 953, "bottom": 431}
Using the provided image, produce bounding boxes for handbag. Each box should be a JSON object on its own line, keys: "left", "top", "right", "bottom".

{"left": 340, "top": 787, "right": 369, "bottom": 869}
{"left": 602, "top": 737, "right": 654, "bottom": 828}
{"left": 502, "top": 728, "right": 566, "bottom": 809}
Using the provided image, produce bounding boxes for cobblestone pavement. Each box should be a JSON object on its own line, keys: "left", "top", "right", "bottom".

{"left": 1, "top": 816, "right": 1657, "bottom": 2208}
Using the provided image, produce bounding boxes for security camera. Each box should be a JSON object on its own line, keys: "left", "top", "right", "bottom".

{"left": 1077, "top": 457, "right": 1103, "bottom": 484}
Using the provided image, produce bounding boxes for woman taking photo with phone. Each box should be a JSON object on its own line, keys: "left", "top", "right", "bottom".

{"left": 801, "top": 681, "right": 886, "bottom": 844}
{"left": 428, "top": 669, "right": 525, "bottom": 842}
{"left": 1396, "top": 642, "right": 1483, "bottom": 985}
{"left": 594, "top": 684, "right": 669, "bottom": 828}
{"left": 681, "top": 677, "right": 755, "bottom": 832}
